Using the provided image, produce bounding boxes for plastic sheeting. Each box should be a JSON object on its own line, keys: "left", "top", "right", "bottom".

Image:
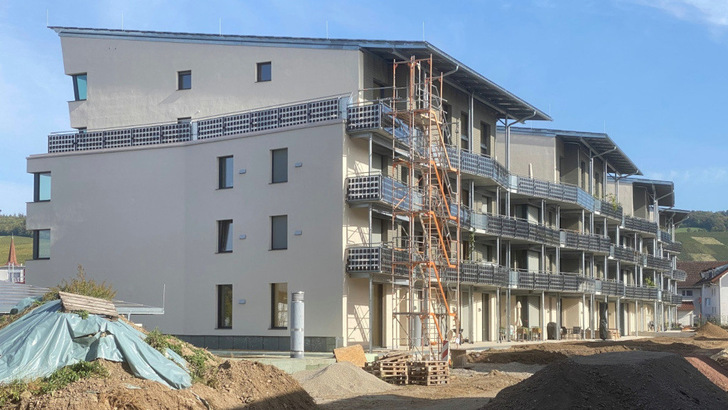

{"left": 0, "top": 300, "right": 191, "bottom": 389}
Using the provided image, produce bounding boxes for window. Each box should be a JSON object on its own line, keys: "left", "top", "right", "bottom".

{"left": 271, "top": 283, "right": 288, "bottom": 328}
{"left": 706, "top": 297, "right": 711, "bottom": 306}
{"left": 460, "top": 112, "right": 469, "bottom": 150}
{"left": 178, "top": 70, "right": 191, "bottom": 90}
{"left": 217, "top": 284, "right": 233, "bottom": 329}
{"left": 72, "top": 74, "right": 87, "bottom": 101}
{"left": 33, "top": 229, "right": 50, "bottom": 259}
{"left": 217, "top": 220, "right": 233, "bottom": 253}
{"left": 34, "top": 172, "right": 51, "bottom": 202}
{"left": 271, "top": 215, "right": 287, "bottom": 250}
{"left": 480, "top": 122, "right": 490, "bottom": 156}
{"left": 272, "top": 148, "right": 288, "bottom": 183}
{"left": 218, "top": 156, "right": 233, "bottom": 189}
{"left": 257, "top": 62, "right": 272, "bottom": 82}
{"left": 177, "top": 117, "right": 191, "bottom": 124}
{"left": 682, "top": 290, "right": 693, "bottom": 297}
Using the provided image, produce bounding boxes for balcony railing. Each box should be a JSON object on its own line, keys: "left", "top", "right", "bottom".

{"left": 644, "top": 254, "right": 673, "bottom": 271}
{"left": 671, "top": 269, "right": 687, "bottom": 282}
{"left": 447, "top": 147, "right": 510, "bottom": 187}
{"left": 611, "top": 245, "right": 639, "bottom": 264}
{"left": 596, "top": 199, "right": 624, "bottom": 221}
{"left": 562, "top": 230, "right": 611, "bottom": 254}
{"left": 348, "top": 175, "right": 614, "bottom": 252}
{"left": 346, "top": 245, "right": 665, "bottom": 301}
{"left": 49, "top": 97, "right": 343, "bottom": 153}
{"left": 623, "top": 215, "right": 658, "bottom": 235}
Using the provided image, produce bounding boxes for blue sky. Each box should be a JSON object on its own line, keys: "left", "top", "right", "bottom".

{"left": 1, "top": 0, "right": 727, "bottom": 214}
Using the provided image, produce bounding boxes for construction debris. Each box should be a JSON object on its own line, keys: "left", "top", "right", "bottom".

{"left": 293, "top": 361, "right": 397, "bottom": 399}
{"left": 59, "top": 291, "right": 119, "bottom": 319}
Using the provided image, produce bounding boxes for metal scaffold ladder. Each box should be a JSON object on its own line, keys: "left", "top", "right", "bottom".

{"left": 389, "top": 56, "right": 461, "bottom": 361}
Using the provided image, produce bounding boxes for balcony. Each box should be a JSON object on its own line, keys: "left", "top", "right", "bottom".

{"left": 623, "top": 285, "right": 658, "bottom": 300}
{"left": 49, "top": 97, "right": 343, "bottom": 153}
{"left": 596, "top": 199, "right": 624, "bottom": 221}
{"left": 671, "top": 269, "right": 687, "bottom": 282}
{"left": 611, "top": 245, "right": 639, "bottom": 265}
{"left": 446, "top": 147, "right": 510, "bottom": 188}
{"left": 644, "top": 254, "right": 673, "bottom": 271}
{"left": 623, "top": 215, "right": 658, "bottom": 236}
{"left": 561, "top": 230, "right": 611, "bottom": 254}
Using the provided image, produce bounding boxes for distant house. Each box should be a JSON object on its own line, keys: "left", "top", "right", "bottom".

{"left": 676, "top": 261, "right": 728, "bottom": 326}
{"left": 0, "top": 237, "right": 25, "bottom": 284}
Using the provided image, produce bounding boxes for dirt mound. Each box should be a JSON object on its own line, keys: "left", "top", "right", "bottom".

{"left": 293, "top": 361, "right": 397, "bottom": 399}
{"left": 484, "top": 351, "right": 728, "bottom": 410}
{"left": 696, "top": 322, "right": 728, "bottom": 339}
{"left": 14, "top": 359, "right": 315, "bottom": 410}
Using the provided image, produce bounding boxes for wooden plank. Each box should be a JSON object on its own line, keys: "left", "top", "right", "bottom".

{"left": 333, "top": 344, "right": 367, "bottom": 367}
{"left": 59, "top": 291, "right": 118, "bottom": 319}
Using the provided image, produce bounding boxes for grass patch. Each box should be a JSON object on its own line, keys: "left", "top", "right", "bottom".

{"left": 0, "top": 361, "right": 107, "bottom": 406}
{"left": 144, "top": 329, "right": 217, "bottom": 385}
{"left": 677, "top": 231, "right": 728, "bottom": 261}
{"left": 43, "top": 265, "right": 116, "bottom": 301}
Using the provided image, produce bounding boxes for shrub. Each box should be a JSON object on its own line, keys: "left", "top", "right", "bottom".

{"left": 43, "top": 265, "right": 116, "bottom": 301}
{"left": 144, "top": 329, "right": 216, "bottom": 385}
{"left": 0, "top": 361, "right": 107, "bottom": 405}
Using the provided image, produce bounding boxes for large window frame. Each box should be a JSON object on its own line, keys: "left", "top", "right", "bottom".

{"left": 271, "top": 215, "right": 288, "bottom": 250}
{"left": 217, "top": 219, "right": 233, "bottom": 253}
{"left": 218, "top": 156, "right": 233, "bottom": 189}
{"left": 271, "top": 282, "right": 288, "bottom": 329}
{"left": 33, "top": 229, "right": 50, "bottom": 260}
{"left": 72, "top": 73, "right": 87, "bottom": 101}
{"left": 34, "top": 172, "right": 51, "bottom": 202}
{"left": 217, "top": 284, "right": 233, "bottom": 329}
{"left": 271, "top": 148, "right": 288, "bottom": 183}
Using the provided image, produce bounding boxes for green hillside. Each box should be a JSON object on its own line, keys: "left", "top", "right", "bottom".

{"left": 0, "top": 236, "right": 33, "bottom": 265}
{"left": 676, "top": 231, "right": 728, "bottom": 262}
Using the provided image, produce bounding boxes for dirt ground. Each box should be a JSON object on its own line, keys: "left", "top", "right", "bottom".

{"left": 310, "top": 328, "right": 728, "bottom": 410}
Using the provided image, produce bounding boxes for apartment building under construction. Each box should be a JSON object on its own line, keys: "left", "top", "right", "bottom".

{"left": 26, "top": 27, "right": 687, "bottom": 354}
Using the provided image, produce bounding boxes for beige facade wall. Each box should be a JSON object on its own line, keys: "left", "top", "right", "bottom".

{"left": 60, "top": 36, "right": 361, "bottom": 130}
{"left": 509, "top": 133, "right": 556, "bottom": 180}
{"left": 27, "top": 121, "right": 348, "bottom": 339}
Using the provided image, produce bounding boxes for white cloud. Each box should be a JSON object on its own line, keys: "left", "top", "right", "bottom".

{"left": 631, "top": 0, "right": 728, "bottom": 27}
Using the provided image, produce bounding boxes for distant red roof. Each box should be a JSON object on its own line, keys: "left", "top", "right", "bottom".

{"left": 677, "top": 301, "right": 694, "bottom": 312}
{"left": 6, "top": 237, "right": 18, "bottom": 266}
{"left": 677, "top": 261, "right": 728, "bottom": 286}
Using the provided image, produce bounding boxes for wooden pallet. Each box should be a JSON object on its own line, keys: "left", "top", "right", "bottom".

{"left": 365, "top": 358, "right": 410, "bottom": 385}
{"left": 408, "top": 360, "right": 449, "bottom": 386}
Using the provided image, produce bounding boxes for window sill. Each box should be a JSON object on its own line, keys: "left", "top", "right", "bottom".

{"left": 269, "top": 248, "right": 287, "bottom": 251}
{"left": 269, "top": 327, "right": 287, "bottom": 330}
{"left": 216, "top": 251, "right": 233, "bottom": 254}
{"left": 270, "top": 181, "right": 288, "bottom": 184}
{"left": 217, "top": 187, "right": 233, "bottom": 190}
{"left": 216, "top": 327, "right": 232, "bottom": 330}
{"left": 33, "top": 200, "right": 51, "bottom": 203}
{"left": 33, "top": 258, "right": 50, "bottom": 261}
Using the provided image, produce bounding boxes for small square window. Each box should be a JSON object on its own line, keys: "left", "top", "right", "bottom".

{"left": 73, "top": 74, "right": 87, "bottom": 101}
{"left": 178, "top": 70, "right": 191, "bottom": 90}
{"left": 271, "top": 282, "right": 288, "bottom": 329}
{"left": 257, "top": 62, "right": 271, "bottom": 82}
{"left": 33, "top": 229, "right": 50, "bottom": 259}
{"left": 271, "top": 215, "right": 287, "bottom": 250}
{"left": 218, "top": 156, "right": 233, "bottom": 189}
{"left": 272, "top": 148, "right": 288, "bottom": 183}
{"left": 34, "top": 172, "right": 51, "bottom": 202}
{"left": 217, "top": 219, "right": 233, "bottom": 253}
{"left": 217, "top": 284, "right": 233, "bottom": 329}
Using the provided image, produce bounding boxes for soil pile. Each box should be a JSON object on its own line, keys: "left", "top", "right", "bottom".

{"left": 293, "top": 362, "right": 397, "bottom": 399}
{"left": 484, "top": 351, "right": 728, "bottom": 410}
{"left": 14, "top": 359, "right": 315, "bottom": 410}
{"left": 696, "top": 322, "right": 728, "bottom": 339}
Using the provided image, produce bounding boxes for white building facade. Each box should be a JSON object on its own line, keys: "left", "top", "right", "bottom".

{"left": 26, "top": 27, "right": 685, "bottom": 351}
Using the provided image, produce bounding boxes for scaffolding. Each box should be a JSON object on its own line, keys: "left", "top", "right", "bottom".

{"left": 388, "top": 56, "right": 461, "bottom": 360}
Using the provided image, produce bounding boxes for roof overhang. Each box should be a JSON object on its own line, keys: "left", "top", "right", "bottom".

{"left": 660, "top": 208, "right": 689, "bottom": 225}
{"left": 626, "top": 178, "right": 675, "bottom": 207}
{"left": 503, "top": 127, "right": 640, "bottom": 175}
{"left": 49, "top": 26, "right": 550, "bottom": 122}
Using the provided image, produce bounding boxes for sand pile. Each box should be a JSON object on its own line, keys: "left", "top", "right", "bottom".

{"left": 293, "top": 362, "right": 398, "bottom": 399}
{"left": 484, "top": 351, "right": 728, "bottom": 409}
{"left": 696, "top": 322, "right": 728, "bottom": 339}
